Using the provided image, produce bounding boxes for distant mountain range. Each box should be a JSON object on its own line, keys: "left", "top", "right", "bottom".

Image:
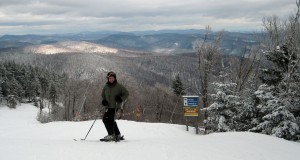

{"left": 0, "top": 29, "right": 265, "bottom": 94}
{"left": 0, "top": 29, "right": 262, "bottom": 55}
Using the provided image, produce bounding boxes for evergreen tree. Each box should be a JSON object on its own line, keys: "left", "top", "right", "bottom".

{"left": 206, "top": 82, "right": 241, "bottom": 132}
{"left": 233, "top": 94, "right": 259, "bottom": 131}
{"left": 260, "top": 45, "right": 297, "bottom": 86}
{"left": 39, "top": 75, "right": 49, "bottom": 109}
{"left": 249, "top": 85, "right": 299, "bottom": 140}
{"left": 0, "top": 63, "right": 6, "bottom": 78}
{"left": 172, "top": 74, "right": 185, "bottom": 96}
{"left": 0, "top": 78, "right": 3, "bottom": 103}
{"left": 0, "top": 64, "right": 5, "bottom": 101}
{"left": 7, "top": 95, "right": 17, "bottom": 109}
{"left": 0, "top": 60, "right": 63, "bottom": 109}
{"left": 9, "top": 76, "right": 24, "bottom": 101}
{"left": 26, "top": 69, "right": 40, "bottom": 102}
{"left": 250, "top": 2, "right": 300, "bottom": 140}
{"left": 252, "top": 40, "right": 300, "bottom": 141}
{"left": 1, "top": 77, "right": 10, "bottom": 97}
{"left": 49, "top": 83, "right": 57, "bottom": 106}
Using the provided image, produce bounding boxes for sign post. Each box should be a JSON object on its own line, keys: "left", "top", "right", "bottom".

{"left": 183, "top": 96, "right": 200, "bottom": 134}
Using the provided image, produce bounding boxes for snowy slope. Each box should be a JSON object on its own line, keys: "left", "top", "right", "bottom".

{"left": 0, "top": 104, "right": 300, "bottom": 160}
{"left": 23, "top": 41, "right": 118, "bottom": 55}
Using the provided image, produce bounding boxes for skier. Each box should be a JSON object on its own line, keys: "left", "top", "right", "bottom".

{"left": 100, "top": 71, "right": 129, "bottom": 141}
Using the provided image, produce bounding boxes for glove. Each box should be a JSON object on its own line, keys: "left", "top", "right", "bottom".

{"left": 102, "top": 99, "right": 108, "bottom": 106}
{"left": 115, "top": 95, "right": 122, "bottom": 102}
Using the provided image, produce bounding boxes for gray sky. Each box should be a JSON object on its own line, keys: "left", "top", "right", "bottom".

{"left": 0, "top": 0, "right": 297, "bottom": 35}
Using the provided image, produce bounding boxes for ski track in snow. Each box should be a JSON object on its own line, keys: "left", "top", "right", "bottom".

{"left": 0, "top": 104, "right": 300, "bottom": 160}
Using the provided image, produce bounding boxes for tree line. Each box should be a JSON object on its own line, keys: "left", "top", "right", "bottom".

{"left": 0, "top": 61, "right": 62, "bottom": 106}
{"left": 0, "top": 60, "right": 67, "bottom": 123}
{"left": 201, "top": 1, "right": 300, "bottom": 141}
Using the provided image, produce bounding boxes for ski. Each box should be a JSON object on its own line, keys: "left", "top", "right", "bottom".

{"left": 74, "top": 135, "right": 125, "bottom": 142}
{"left": 73, "top": 139, "right": 85, "bottom": 141}
{"left": 99, "top": 135, "right": 125, "bottom": 142}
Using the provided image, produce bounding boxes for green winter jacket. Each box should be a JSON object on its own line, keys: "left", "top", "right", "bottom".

{"left": 101, "top": 82, "right": 129, "bottom": 109}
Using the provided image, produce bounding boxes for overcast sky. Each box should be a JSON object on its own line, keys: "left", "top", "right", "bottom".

{"left": 0, "top": 0, "right": 297, "bottom": 35}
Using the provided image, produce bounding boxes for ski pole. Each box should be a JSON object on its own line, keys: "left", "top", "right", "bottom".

{"left": 81, "top": 114, "right": 97, "bottom": 140}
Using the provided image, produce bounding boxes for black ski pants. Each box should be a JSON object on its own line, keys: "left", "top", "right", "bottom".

{"left": 102, "top": 108, "right": 120, "bottom": 135}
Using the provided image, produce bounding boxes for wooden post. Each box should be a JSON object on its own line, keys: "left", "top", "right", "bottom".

{"left": 196, "top": 115, "right": 199, "bottom": 134}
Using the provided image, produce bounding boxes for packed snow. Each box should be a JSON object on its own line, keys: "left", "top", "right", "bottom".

{"left": 0, "top": 104, "right": 300, "bottom": 160}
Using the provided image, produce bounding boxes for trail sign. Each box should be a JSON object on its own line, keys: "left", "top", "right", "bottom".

{"left": 183, "top": 96, "right": 199, "bottom": 116}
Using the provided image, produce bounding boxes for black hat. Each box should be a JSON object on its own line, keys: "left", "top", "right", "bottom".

{"left": 107, "top": 71, "right": 116, "bottom": 79}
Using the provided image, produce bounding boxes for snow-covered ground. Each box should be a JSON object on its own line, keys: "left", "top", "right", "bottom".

{"left": 0, "top": 104, "right": 300, "bottom": 160}
{"left": 24, "top": 41, "right": 118, "bottom": 55}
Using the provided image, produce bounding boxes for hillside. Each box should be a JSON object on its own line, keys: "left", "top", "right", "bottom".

{"left": 0, "top": 104, "right": 299, "bottom": 160}
{"left": 23, "top": 41, "right": 118, "bottom": 55}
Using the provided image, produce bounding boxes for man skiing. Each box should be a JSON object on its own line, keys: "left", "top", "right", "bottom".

{"left": 100, "top": 71, "right": 129, "bottom": 141}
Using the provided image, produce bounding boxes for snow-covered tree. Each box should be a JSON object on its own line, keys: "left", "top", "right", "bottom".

{"left": 260, "top": 45, "right": 297, "bottom": 86}
{"left": 206, "top": 82, "right": 241, "bottom": 132}
{"left": 248, "top": 1, "right": 300, "bottom": 140}
{"left": 7, "top": 95, "right": 17, "bottom": 109}
{"left": 9, "top": 77, "right": 24, "bottom": 101}
{"left": 0, "top": 78, "right": 3, "bottom": 103}
{"left": 26, "top": 70, "right": 41, "bottom": 102}
{"left": 249, "top": 85, "right": 299, "bottom": 140}
{"left": 233, "top": 94, "right": 259, "bottom": 131}
{"left": 49, "top": 83, "right": 57, "bottom": 106}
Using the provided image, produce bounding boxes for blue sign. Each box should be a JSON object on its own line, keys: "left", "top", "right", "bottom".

{"left": 183, "top": 96, "right": 199, "bottom": 107}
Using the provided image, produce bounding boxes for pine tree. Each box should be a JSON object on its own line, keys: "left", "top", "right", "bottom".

{"left": 0, "top": 63, "right": 6, "bottom": 79}
{"left": 0, "top": 78, "right": 3, "bottom": 103}
{"left": 7, "top": 95, "right": 17, "bottom": 109}
{"left": 250, "top": 1, "right": 300, "bottom": 140}
{"left": 26, "top": 69, "right": 40, "bottom": 102}
{"left": 0, "top": 63, "right": 5, "bottom": 103}
{"left": 9, "top": 76, "right": 24, "bottom": 100}
{"left": 260, "top": 45, "right": 296, "bottom": 86}
{"left": 233, "top": 94, "right": 259, "bottom": 131}
{"left": 249, "top": 85, "right": 299, "bottom": 140}
{"left": 1, "top": 77, "right": 10, "bottom": 97}
{"left": 172, "top": 74, "right": 185, "bottom": 96}
{"left": 206, "top": 82, "right": 241, "bottom": 132}
{"left": 254, "top": 37, "right": 300, "bottom": 141}
{"left": 49, "top": 83, "right": 57, "bottom": 106}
